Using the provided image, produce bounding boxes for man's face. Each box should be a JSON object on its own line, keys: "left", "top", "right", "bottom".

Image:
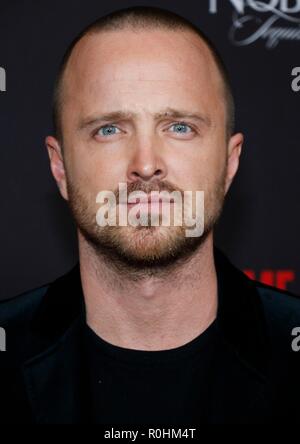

{"left": 47, "top": 29, "right": 243, "bottom": 269}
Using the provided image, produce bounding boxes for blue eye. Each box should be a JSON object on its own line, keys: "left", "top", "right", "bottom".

{"left": 170, "top": 123, "right": 193, "bottom": 134}
{"left": 97, "top": 125, "right": 120, "bottom": 136}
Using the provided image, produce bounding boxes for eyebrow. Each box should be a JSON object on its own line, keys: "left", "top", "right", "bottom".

{"left": 77, "top": 107, "right": 212, "bottom": 130}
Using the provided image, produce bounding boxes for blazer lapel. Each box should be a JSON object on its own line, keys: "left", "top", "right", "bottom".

{"left": 21, "top": 263, "right": 90, "bottom": 424}
{"left": 206, "top": 248, "right": 274, "bottom": 423}
{"left": 205, "top": 334, "right": 273, "bottom": 424}
{"left": 22, "top": 315, "right": 89, "bottom": 424}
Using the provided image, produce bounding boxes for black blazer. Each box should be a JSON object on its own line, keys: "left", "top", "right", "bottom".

{"left": 1, "top": 247, "right": 300, "bottom": 424}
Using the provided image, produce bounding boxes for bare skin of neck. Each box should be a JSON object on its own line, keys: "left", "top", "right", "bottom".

{"left": 79, "top": 231, "right": 218, "bottom": 351}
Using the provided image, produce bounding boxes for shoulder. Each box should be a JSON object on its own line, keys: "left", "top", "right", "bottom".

{"left": 0, "top": 263, "right": 80, "bottom": 344}
{"left": 255, "top": 280, "right": 300, "bottom": 323}
{"left": 0, "top": 264, "right": 80, "bottom": 364}
{"left": 0, "top": 284, "right": 49, "bottom": 330}
{"left": 0, "top": 284, "right": 50, "bottom": 363}
{"left": 253, "top": 280, "right": 300, "bottom": 345}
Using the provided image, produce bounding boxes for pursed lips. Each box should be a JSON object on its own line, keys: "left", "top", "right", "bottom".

{"left": 118, "top": 195, "right": 175, "bottom": 206}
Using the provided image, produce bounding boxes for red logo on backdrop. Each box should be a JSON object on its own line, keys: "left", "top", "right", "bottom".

{"left": 243, "top": 269, "right": 295, "bottom": 290}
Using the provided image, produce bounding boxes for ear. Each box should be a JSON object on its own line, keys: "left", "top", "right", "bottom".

{"left": 45, "top": 136, "right": 69, "bottom": 200}
{"left": 224, "top": 132, "right": 244, "bottom": 195}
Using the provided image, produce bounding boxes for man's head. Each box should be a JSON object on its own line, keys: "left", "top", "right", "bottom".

{"left": 46, "top": 6, "right": 243, "bottom": 273}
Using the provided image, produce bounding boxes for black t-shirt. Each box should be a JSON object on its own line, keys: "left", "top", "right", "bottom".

{"left": 84, "top": 319, "right": 219, "bottom": 425}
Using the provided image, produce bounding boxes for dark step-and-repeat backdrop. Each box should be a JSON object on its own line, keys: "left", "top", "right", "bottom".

{"left": 0, "top": 0, "right": 299, "bottom": 298}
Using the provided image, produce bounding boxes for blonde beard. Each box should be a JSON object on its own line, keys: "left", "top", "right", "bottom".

{"left": 65, "top": 174, "right": 226, "bottom": 273}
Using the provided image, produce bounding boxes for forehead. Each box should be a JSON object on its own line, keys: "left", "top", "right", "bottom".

{"left": 62, "top": 29, "right": 224, "bottom": 119}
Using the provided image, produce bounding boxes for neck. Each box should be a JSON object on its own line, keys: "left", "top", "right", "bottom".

{"left": 79, "top": 231, "right": 218, "bottom": 351}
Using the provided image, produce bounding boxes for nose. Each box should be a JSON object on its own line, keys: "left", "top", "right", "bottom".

{"left": 126, "top": 136, "right": 167, "bottom": 183}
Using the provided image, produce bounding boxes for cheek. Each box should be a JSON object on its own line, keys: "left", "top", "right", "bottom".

{"left": 66, "top": 144, "right": 118, "bottom": 189}
{"left": 200, "top": 138, "right": 227, "bottom": 182}
{"left": 170, "top": 146, "right": 220, "bottom": 190}
{"left": 185, "top": 151, "right": 226, "bottom": 195}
